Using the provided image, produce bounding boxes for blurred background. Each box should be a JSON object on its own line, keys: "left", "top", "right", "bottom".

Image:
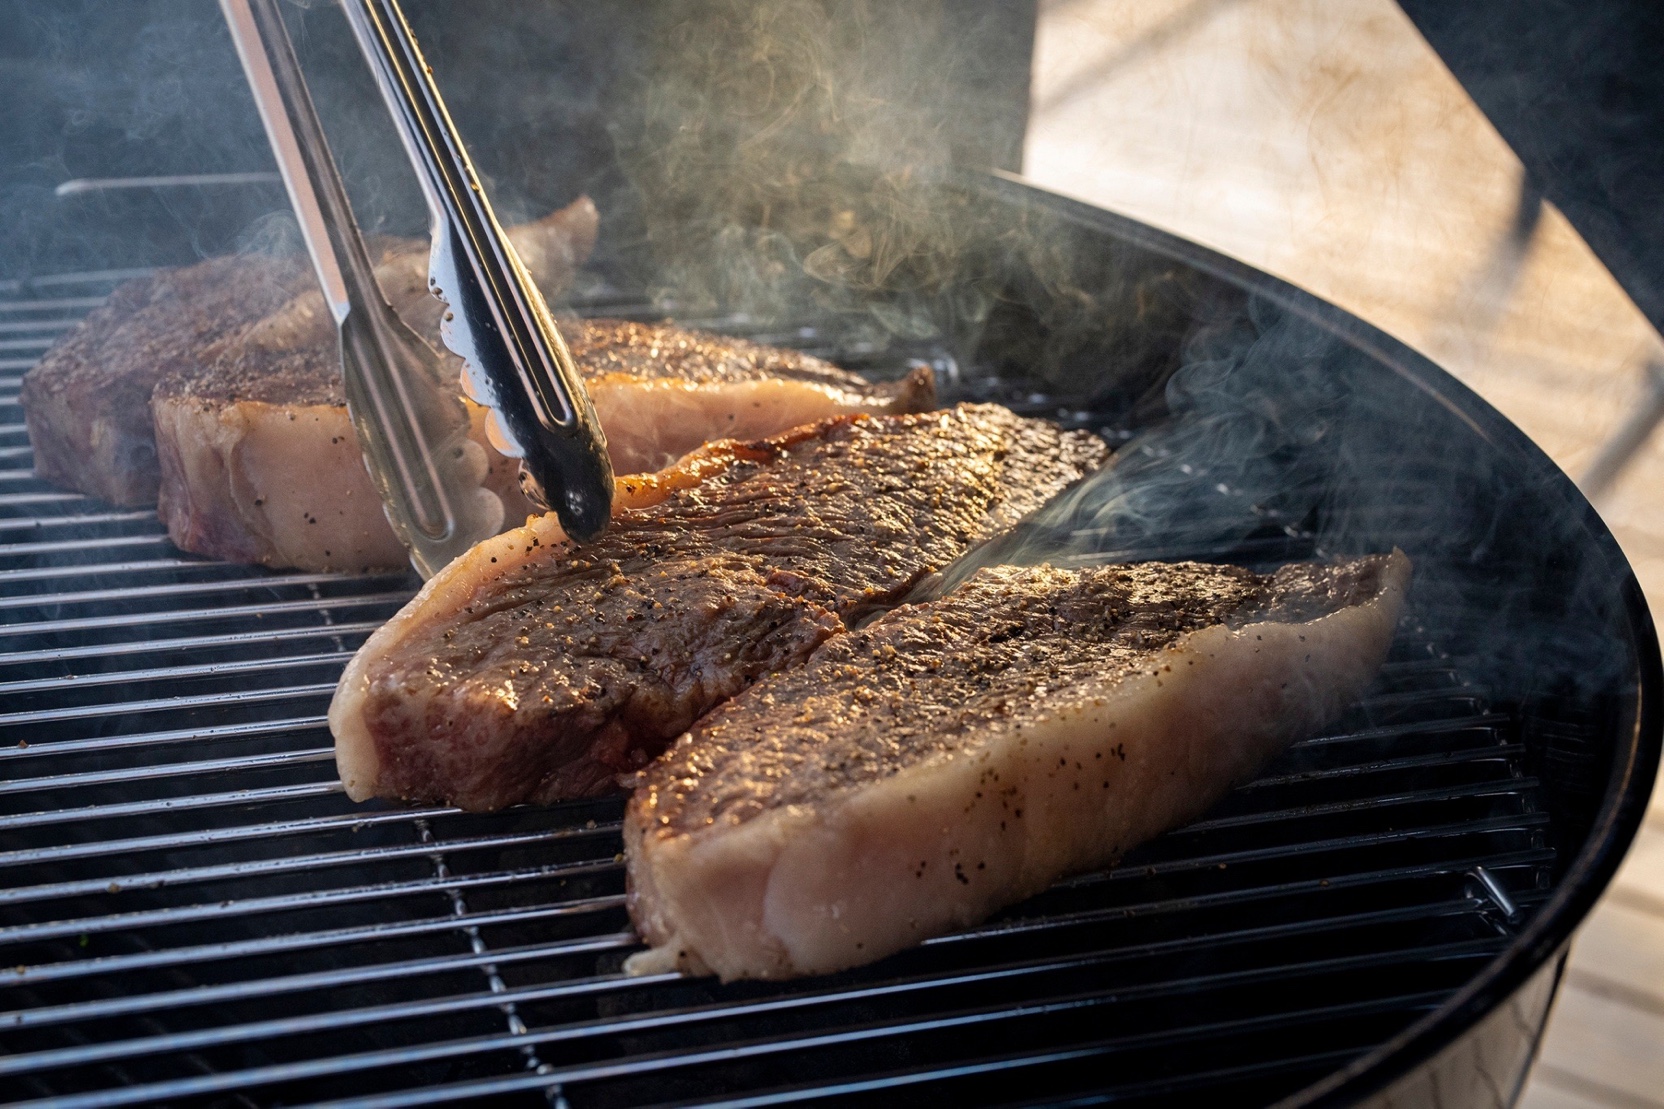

{"left": 2, "top": 0, "right": 1660, "bottom": 1101}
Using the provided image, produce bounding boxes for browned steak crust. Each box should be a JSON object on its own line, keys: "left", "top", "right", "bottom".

{"left": 344, "top": 404, "right": 1111, "bottom": 810}
{"left": 155, "top": 316, "right": 901, "bottom": 408}
{"left": 147, "top": 312, "right": 929, "bottom": 570}
{"left": 20, "top": 255, "right": 309, "bottom": 505}
{"left": 623, "top": 552, "right": 1409, "bottom": 980}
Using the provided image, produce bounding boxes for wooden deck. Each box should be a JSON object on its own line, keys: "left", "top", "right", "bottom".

{"left": 1024, "top": 1, "right": 1664, "bottom": 1104}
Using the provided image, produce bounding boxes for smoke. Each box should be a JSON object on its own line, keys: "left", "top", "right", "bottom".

{"left": 923, "top": 282, "right": 1641, "bottom": 755}
{"left": 2, "top": 1, "right": 1642, "bottom": 868}
{"left": 924, "top": 299, "right": 1339, "bottom": 593}
{"left": 606, "top": 0, "right": 1037, "bottom": 340}
{"left": 0, "top": 0, "right": 282, "bottom": 279}
{"left": 1025, "top": 300, "right": 1346, "bottom": 560}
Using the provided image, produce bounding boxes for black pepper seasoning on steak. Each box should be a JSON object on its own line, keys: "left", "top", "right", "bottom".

{"left": 332, "top": 404, "right": 1111, "bottom": 810}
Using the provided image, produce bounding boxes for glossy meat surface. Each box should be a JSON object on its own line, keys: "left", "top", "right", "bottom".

{"left": 20, "top": 255, "right": 308, "bottom": 506}
{"left": 572, "top": 319, "right": 935, "bottom": 474}
{"left": 150, "top": 311, "right": 932, "bottom": 571}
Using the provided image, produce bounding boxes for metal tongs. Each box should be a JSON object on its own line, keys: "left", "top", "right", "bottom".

{"left": 220, "top": 0, "right": 613, "bottom": 581}
{"left": 341, "top": 0, "right": 614, "bottom": 539}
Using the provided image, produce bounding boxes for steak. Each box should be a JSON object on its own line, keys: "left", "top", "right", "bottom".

{"left": 625, "top": 552, "right": 1410, "bottom": 980}
{"left": 570, "top": 319, "right": 934, "bottom": 475}
{"left": 21, "top": 198, "right": 598, "bottom": 509}
{"left": 329, "top": 404, "right": 1111, "bottom": 810}
{"left": 20, "top": 254, "right": 308, "bottom": 506}
{"left": 152, "top": 316, "right": 933, "bottom": 571}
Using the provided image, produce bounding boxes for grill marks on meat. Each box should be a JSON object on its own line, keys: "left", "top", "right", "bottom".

{"left": 624, "top": 552, "right": 1410, "bottom": 981}
{"left": 329, "top": 405, "right": 1111, "bottom": 811}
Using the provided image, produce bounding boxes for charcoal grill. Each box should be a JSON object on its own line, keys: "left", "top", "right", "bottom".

{"left": 0, "top": 171, "right": 1658, "bottom": 1108}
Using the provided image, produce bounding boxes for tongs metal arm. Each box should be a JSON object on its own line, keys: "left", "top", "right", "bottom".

{"left": 221, "top": 0, "right": 503, "bottom": 577}
{"left": 341, "top": 0, "right": 615, "bottom": 541}
{"left": 223, "top": 0, "right": 374, "bottom": 330}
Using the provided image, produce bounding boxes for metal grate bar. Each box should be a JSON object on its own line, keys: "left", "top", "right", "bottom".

{"left": 0, "top": 493, "right": 118, "bottom": 511}
{"left": 0, "top": 829, "right": 614, "bottom": 910}
{"left": 1288, "top": 713, "right": 1513, "bottom": 749}
{"left": 0, "top": 857, "right": 622, "bottom": 944}
{"left": 13, "top": 938, "right": 1507, "bottom": 1109}
{"left": 0, "top": 781, "right": 345, "bottom": 832}
{"left": 1, "top": 904, "right": 630, "bottom": 988}
{"left": 0, "top": 272, "right": 1572, "bottom": 1108}
{"left": 0, "top": 652, "right": 357, "bottom": 696}
{"left": 0, "top": 592, "right": 408, "bottom": 638}
{"left": 0, "top": 320, "right": 77, "bottom": 334}
{"left": 933, "top": 848, "right": 1554, "bottom": 949}
{"left": 684, "top": 1046, "right": 1381, "bottom": 1109}
{"left": 0, "top": 297, "right": 106, "bottom": 313}
{"left": 9, "top": 891, "right": 1475, "bottom": 1040}
{"left": 4, "top": 938, "right": 606, "bottom": 1032}
{"left": 1087, "top": 808, "right": 1546, "bottom": 881}
{"left": 0, "top": 558, "right": 215, "bottom": 583}
{"left": 0, "top": 681, "right": 338, "bottom": 727}
{"left": 0, "top": 532, "right": 173, "bottom": 556}
{"left": 0, "top": 623, "right": 385, "bottom": 670}
{"left": 0, "top": 899, "right": 1486, "bottom": 1079}
{"left": 1235, "top": 744, "right": 1526, "bottom": 790}
{"left": 0, "top": 571, "right": 403, "bottom": 611}
{"left": 0, "top": 716, "right": 330, "bottom": 763}
{"left": 627, "top": 993, "right": 1455, "bottom": 1109}
{"left": 0, "top": 746, "right": 336, "bottom": 798}
{"left": 1182, "top": 784, "right": 1545, "bottom": 834}
{"left": 0, "top": 804, "right": 457, "bottom": 869}
{"left": 0, "top": 266, "right": 154, "bottom": 290}
{"left": 0, "top": 510, "right": 158, "bottom": 533}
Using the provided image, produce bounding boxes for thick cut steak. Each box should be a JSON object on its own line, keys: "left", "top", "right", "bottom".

{"left": 330, "top": 404, "right": 1110, "bottom": 810}
{"left": 625, "top": 552, "right": 1411, "bottom": 980}
{"left": 569, "top": 319, "right": 934, "bottom": 475}
{"left": 152, "top": 316, "right": 932, "bottom": 571}
{"left": 22, "top": 199, "right": 596, "bottom": 511}
{"left": 20, "top": 255, "right": 308, "bottom": 506}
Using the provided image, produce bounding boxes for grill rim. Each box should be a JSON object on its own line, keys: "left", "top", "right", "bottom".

{"left": 965, "top": 172, "right": 1664, "bottom": 1107}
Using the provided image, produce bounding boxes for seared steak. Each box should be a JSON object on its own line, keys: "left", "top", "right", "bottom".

{"left": 625, "top": 552, "right": 1410, "bottom": 980}
{"left": 330, "top": 404, "right": 1111, "bottom": 810}
{"left": 22, "top": 198, "right": 598, "bottom": 510}
{"left": 152, "top": 316, "right": 932, "bottom": 571}
{"left": 570, "top": 319, "right": 934, "bottom": 475}
{"left": 20, "top": 254, "right": 308, "bottom": 506}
